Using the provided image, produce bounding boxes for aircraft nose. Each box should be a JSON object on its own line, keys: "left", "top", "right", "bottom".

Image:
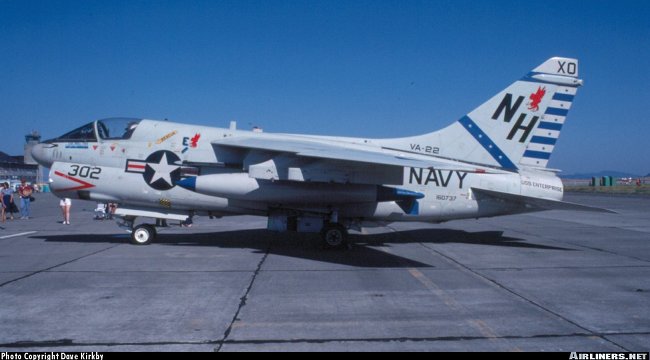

{"left": 31, "top": 143, "right": 54, "bottom": 167}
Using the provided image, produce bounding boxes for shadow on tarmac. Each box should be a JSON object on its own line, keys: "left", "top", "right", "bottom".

{"left": 34, "top": 228, "right": 573, "bottom": 269}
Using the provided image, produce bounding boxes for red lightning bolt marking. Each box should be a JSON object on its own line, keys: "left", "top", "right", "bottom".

{"left": 54, "top": 171, "right": 96, "bottom": 191}
{"left": 190, "top": 133, "right": 201, "bottom": 148}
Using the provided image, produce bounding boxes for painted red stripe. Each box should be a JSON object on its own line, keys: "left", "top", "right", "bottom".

{"left": 53, "top": 171, "right": 95, "bottom": 192}
{"left": 128, "top": 164, "right": 146, "bottom": 169}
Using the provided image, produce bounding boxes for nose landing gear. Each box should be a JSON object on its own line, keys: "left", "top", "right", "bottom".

{"left": 131, "top": 224, "right": 156, "bottom": 245}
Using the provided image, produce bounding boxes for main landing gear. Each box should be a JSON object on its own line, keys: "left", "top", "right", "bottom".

{"left": 321, "top": 222, "right": 349, "bottom": 249}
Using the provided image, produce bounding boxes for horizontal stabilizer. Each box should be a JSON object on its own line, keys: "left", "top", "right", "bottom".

{"left": 472, "top": 188, "right": 616, "bottom": 213}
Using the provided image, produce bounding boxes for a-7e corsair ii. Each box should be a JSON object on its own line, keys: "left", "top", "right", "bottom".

{"left": 32, "top": 57, "right": 609, "bottom": 248}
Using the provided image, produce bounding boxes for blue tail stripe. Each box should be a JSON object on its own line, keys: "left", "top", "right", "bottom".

{"left": 545, "top": 107, "right": 569, "bottom": 116}
{"left": 538, "top": 121, "right": 563, "bottom": 131}
{"left": 458, "top": 116, "right": 517, "bottom": 170}
{"left": 552, "top": 93, "right": 574, "bottom": 102}
{"left": 530, "top": 136, "right": 557, "bottom": 145}
{"left": 523, "top": 150, "right": 552, "bottom": 160}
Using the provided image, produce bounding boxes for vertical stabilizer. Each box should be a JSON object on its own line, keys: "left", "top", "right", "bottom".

{"left": 381, "top": 57, "right": 583, "bottom": 170}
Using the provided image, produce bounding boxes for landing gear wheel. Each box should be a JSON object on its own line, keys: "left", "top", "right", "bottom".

{"left": 131, "top": 224, "right": 156, "bottom": 245}
{"left": 321, "top": 223, "right": 348, "bottom": 249}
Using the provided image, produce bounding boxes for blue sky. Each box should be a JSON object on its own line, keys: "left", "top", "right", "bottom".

{"left": 1, "top": 0, "right": 649, "bottom": 174}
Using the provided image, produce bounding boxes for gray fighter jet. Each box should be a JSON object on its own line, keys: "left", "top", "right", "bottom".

{"left": 32, "top": 57, "right": 608, "bottom": 247}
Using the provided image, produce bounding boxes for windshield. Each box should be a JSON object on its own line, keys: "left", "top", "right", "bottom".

{"left": 97, "top": 118, "right": 142, "bottom": 140}
{"left": 51, "top": 122, "right": 97, "bottom": 142}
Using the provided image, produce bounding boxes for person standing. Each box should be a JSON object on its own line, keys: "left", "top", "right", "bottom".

{"left": 1, "top": 182, "right": 15, "bottom": 222}
{"left": 17, "top": 179, "right": 34, "bottom": 219}
{"left": 107, "top": 202, "right": 117, "bottom": 220}
{"left": 60, "top": 198, "right": 72, "bottom": 224}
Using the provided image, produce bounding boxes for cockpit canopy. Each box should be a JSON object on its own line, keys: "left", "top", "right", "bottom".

{"left": 96, "top": 118, "right": 142, "bottom": 140}
{"left": 46, "top": 118, "right": 143, "bottom": 142}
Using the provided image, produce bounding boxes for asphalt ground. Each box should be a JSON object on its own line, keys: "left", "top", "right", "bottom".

{"left": 0, "top": 192, "right": 648, "bottom": 351}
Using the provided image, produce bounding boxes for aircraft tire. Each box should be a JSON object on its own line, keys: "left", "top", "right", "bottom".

{"left": 131, "top": 224, "right": 156, "bottom": 245}
{"left": 321, "top": 223, "right": 348, "bottom": 249}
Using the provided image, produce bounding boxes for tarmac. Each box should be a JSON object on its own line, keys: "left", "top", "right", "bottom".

{"left": 0, "top": 192, "right": 648, "bottom": 352}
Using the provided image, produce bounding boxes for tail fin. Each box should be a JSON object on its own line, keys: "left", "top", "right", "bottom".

{"left": 382, "top": 57, "right": 583, "bottom": 170}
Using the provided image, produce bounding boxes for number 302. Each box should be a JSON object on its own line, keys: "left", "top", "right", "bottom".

{"left": 68, "top": 165, "right": 102, "bottom": 179}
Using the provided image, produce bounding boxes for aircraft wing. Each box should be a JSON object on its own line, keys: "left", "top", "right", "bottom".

{"left": 212, "top": 135, "right": 477, "bottom": 171}
{"left": 472, "top": 188, "right": 617, "bottom": 213}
